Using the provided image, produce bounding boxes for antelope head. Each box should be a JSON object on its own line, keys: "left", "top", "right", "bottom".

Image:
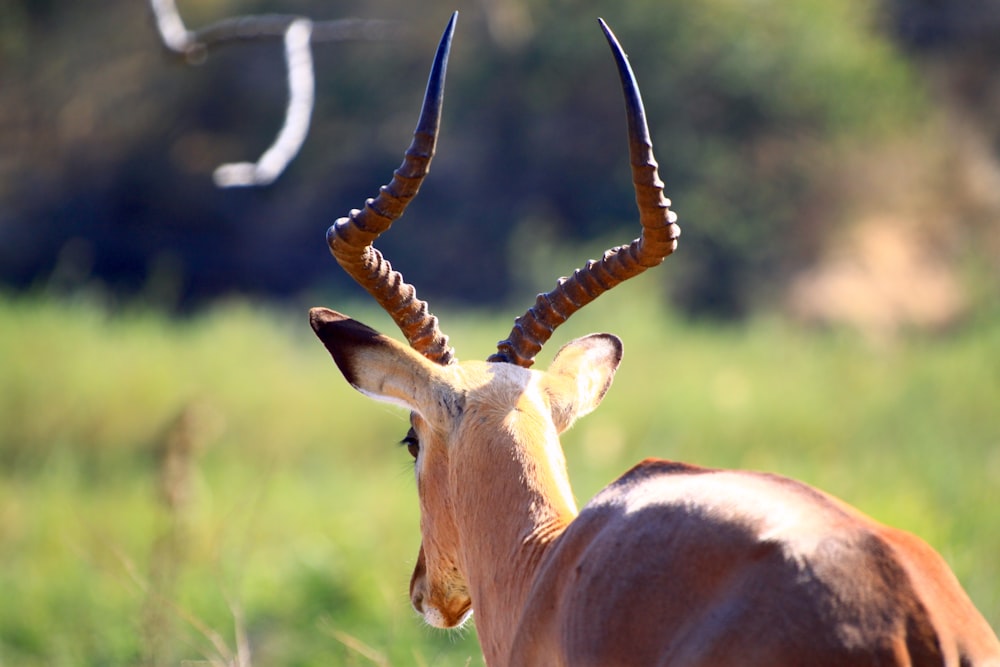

{"left": 310, "top": 12, "right": 676, "bottom": 633}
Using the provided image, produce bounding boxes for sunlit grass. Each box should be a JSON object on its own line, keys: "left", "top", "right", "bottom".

{"left": 1, "top": 291, "right": 997, "bottom": 665}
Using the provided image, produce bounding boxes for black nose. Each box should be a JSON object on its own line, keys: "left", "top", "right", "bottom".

{"left": 411, "top": 590, "right": 425, "bottom": 614}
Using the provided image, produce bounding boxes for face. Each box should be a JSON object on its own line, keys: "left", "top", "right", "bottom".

{"left": 404, "top": 412, "right": 473, "bottom": 628}
{"left": 402, "top": 361, "right": 536, "bottom": 629}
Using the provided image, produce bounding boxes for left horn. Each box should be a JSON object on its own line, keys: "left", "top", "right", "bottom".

{"left": 489, "top": 19, "right": 680, "bottom": 367}
{"left": 326, "top": 12, "right": 457, "bottom": 365}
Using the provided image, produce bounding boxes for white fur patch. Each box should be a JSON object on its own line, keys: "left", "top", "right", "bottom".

{"left": 354, "top": 384, "right": 416, "bottom": 412}
{"left": 421, "top": 604, "right": 473, "bottom": 629}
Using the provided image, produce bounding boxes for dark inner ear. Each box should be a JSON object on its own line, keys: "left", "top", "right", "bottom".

{"left": 309, "top": 307, "right": 384, "bottom": 387}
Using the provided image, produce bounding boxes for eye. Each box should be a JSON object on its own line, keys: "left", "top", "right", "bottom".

{"left": 401, "top": 428, "right": 420, "bottom": 460}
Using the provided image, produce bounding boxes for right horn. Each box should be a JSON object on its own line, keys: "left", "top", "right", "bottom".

{"left": 488, "top": 19, "right": 680, "bottom": 368}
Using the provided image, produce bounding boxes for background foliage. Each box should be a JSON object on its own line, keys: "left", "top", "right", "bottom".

{"left": 1, "top": 292, "right": 998, "bottom": 665}
{"left": 0, "top": 0, "right": 954, "bottom": 316}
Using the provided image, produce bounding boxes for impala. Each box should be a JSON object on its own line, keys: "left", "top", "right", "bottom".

{"left": 309, "top": 13, "right": 1000, "bottom": 666}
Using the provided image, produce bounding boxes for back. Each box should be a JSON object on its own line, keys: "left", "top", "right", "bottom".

{"left": 512, "top": 459, "right": 1000, "bottom": 667}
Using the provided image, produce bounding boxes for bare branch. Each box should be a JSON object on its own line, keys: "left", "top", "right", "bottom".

{"left": 148, "top": 0, "right": 400, "bottom": 187}
{"left": 193, "top": 15, "right": 400, "bottom": 50}
{"left": 213, "top": 18, "right": 314, "bottom": 187}
{"left": 149, "top": 0, "right": 193, "bottom": 54}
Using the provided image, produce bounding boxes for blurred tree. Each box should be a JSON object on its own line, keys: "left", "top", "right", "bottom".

{"left": 0, "top": 0, "right": 927, "bottom": 317}
{"left": 884, "top": 0, "right": 1000, "bottom": 320}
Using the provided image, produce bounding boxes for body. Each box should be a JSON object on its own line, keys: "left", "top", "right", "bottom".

{"left": 308, "top": 14, "right": 1000, "bottom": 666}
{"left": 310, "top": 316, "right": 1000, "bottom": 666}
{"left": 513, "top": 460, "right": 996, "bottom": 666}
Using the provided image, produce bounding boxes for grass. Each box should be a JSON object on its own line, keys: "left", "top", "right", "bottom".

{"left": 1, "top": 289, "right": 998, "bottom": 665}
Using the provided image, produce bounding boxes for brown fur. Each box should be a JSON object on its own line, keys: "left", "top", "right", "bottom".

{"left": 311, "top": 307, "right": 1000, "bottom": 666}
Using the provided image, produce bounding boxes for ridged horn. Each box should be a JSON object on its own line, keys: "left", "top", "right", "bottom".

{"left": 488, "top": 18, "right": 680, "bottom": 367}
{"left": 326, "top": 12, "right": 457, "bottom": 365}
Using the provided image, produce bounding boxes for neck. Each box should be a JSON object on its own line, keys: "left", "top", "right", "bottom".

{"left": 453, "top": 405, "right": 577, "bottom": 665}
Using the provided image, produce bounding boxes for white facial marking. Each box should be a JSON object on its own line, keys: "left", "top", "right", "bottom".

{"left": 420, "top": 603, "right": 473, "bottom": 630}
{"left": 422, "top": 605, "right": 448, "bottom": 629}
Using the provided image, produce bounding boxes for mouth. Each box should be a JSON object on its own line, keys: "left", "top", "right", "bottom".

{"left": 421, "top": 599, "right": 473, "bottom": 629}
{"left": 453, "top": 602, "right": 474, "bottom": 628}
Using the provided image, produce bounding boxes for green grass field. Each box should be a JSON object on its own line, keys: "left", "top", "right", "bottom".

{"left": 1, "top": 290, "right": 998, "bottom": 665}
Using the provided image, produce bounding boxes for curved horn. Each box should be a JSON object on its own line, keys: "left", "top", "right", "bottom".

{"left": 326, "top": 12, "right": 457, "bottom": 365}
{"left": 488, "top": 18, "right": 680, "bottom": 367}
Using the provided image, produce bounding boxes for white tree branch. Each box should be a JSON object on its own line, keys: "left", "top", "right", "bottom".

{"left": 149, "top": 0, "right": 196, "bottom": 56}
{"left": 213, "top": 19, "right": 314, "bottom": 187}
{"left": 148, "top": 0, "right": 399, "bottom": 187}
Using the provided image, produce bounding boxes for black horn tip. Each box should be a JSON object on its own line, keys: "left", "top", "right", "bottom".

{"left": 598, "top": 18, "right": 652, "bottom": 148}
{"left": 415, "top": 11, "right": 458, "bottom": 136}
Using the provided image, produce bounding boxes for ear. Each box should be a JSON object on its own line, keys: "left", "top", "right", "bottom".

{"left": 542, "top": 333, "right": 623, "bottom": 433}
{"left": 309, "top": 307, "right": 442, "bottom": 414}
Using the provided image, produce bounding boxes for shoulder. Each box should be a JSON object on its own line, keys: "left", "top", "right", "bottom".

{"left": 580, "top": 457, "right": 870, "bottom": 546}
